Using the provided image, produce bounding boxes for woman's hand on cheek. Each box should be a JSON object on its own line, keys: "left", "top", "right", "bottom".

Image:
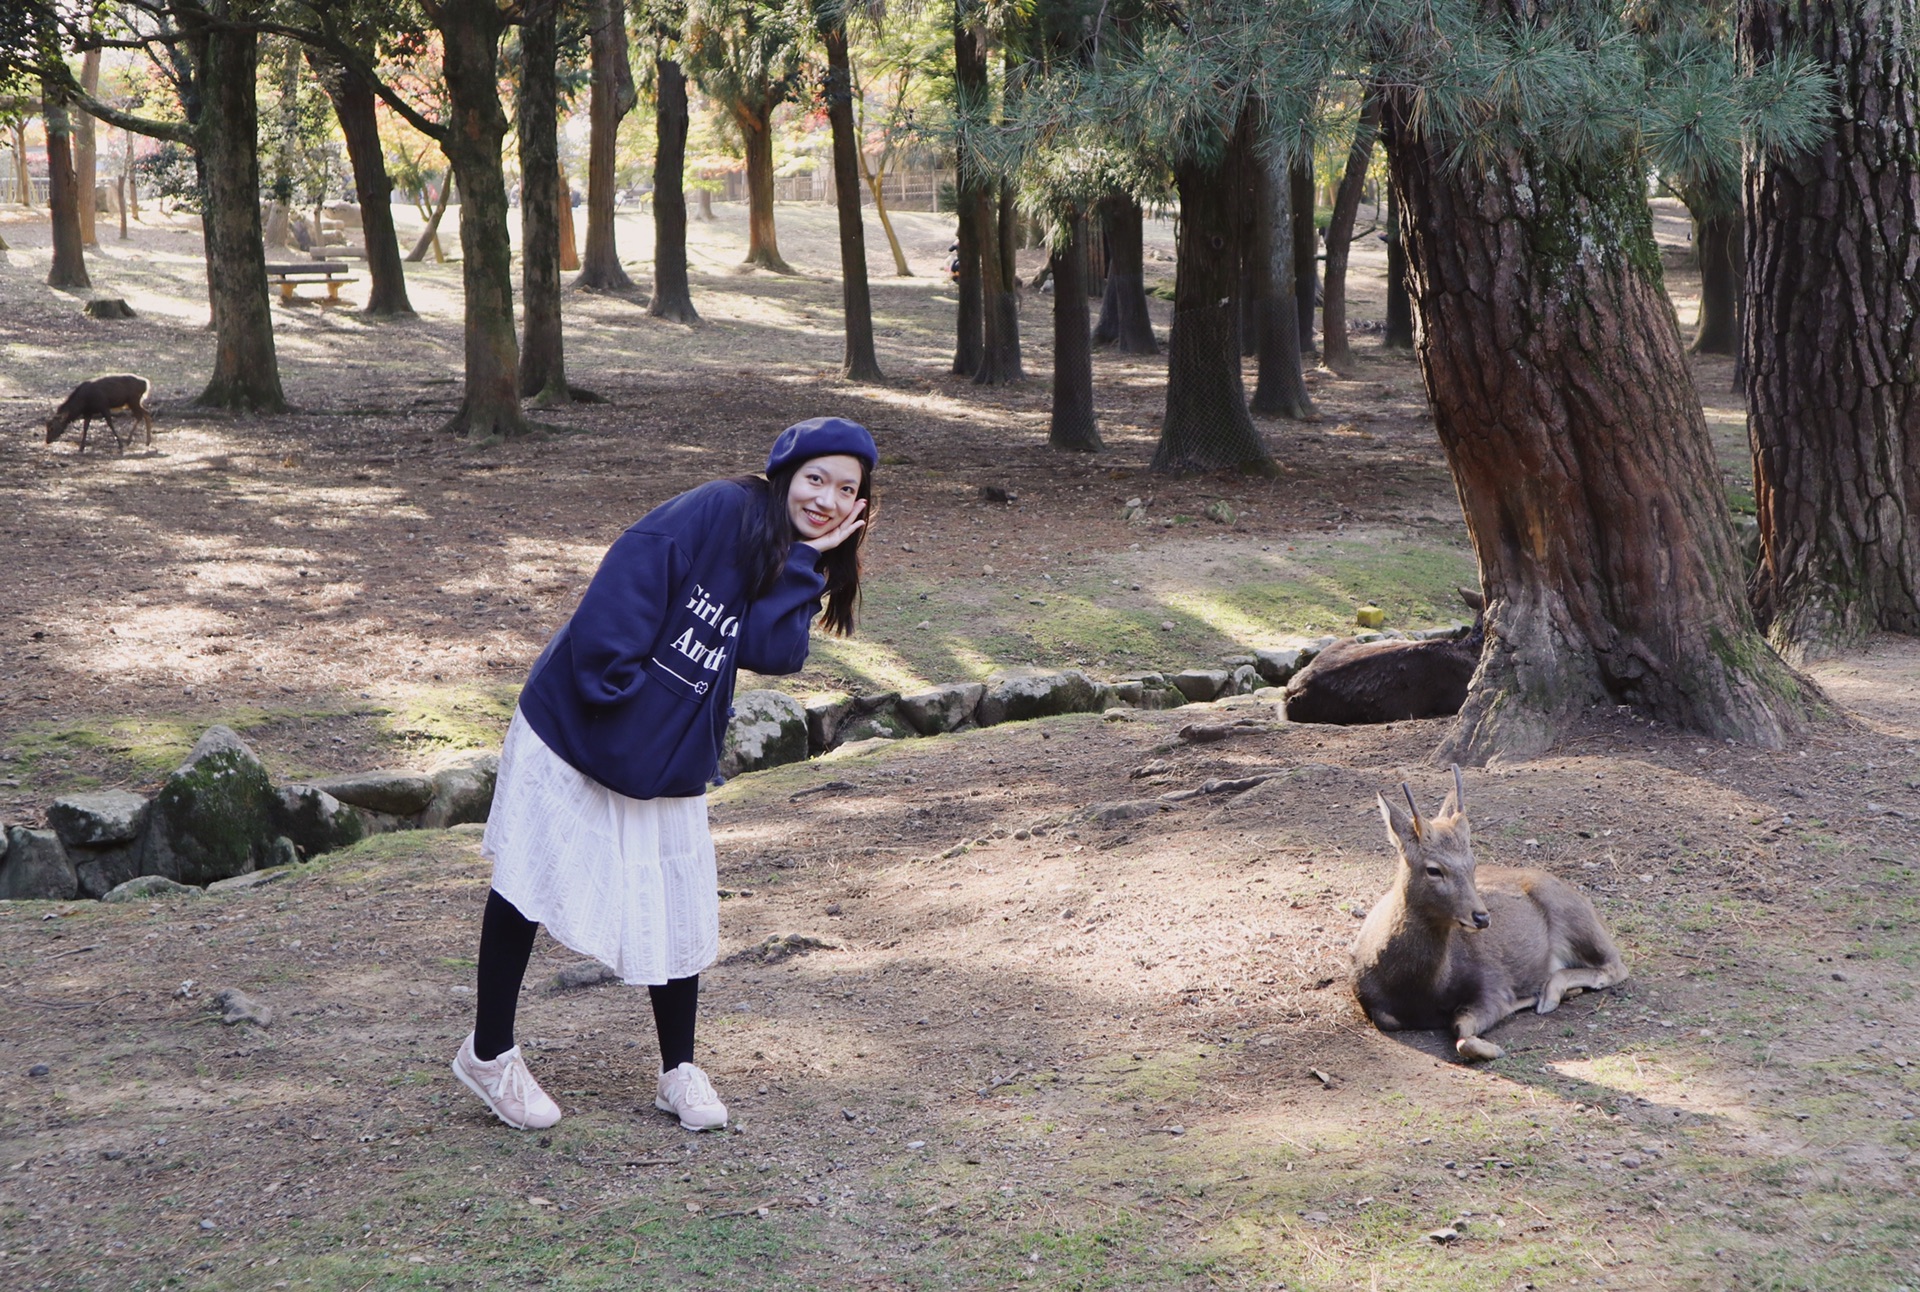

{"left": 799, "top": 499, "right": 867, "bottom": 553}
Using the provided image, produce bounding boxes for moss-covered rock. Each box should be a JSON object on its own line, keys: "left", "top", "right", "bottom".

{"left": 271, "top": 784, "right": 366, "bottom": 860}
{"left": 721, "top": 690, "right": 809, "bottom": 776}
{"left": 977, "top": 668, "right": 1104, "bottom": 726}
{"left": 141, "top": 726, "right": 277, "bottom": 886}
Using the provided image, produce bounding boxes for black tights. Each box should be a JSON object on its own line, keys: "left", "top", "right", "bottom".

{"left": 473, "top": 888, "right": 700, "bottom": 1070}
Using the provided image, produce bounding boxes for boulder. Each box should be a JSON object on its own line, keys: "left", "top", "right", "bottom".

{"left": 0, "top": 827, "right": 79, "bottom": 901}
{"left": 1229, "top": 664, "right": 1261, "bottom": 695}
{"left": 897, "top": 682, "right": 986, "bottom": 735}
{"left": 837, "top": 703, "right": 915, "bottom": 744}
{"left": 1111, "top": 673, "right": 1186, "bottom": 710}
{"left": 141, "top": 726, "right": 277, "bottom": 886}
{"left": 418, "top": 750, "right": 499, "bottom": 829}
{"left": 302, "top": 770, "right": 435, "bottom": 816}
{"left": 720, "top": 690, "right": 808, "bottom": 777}
{"left": 1254, "top": 648, "right": 1307, "bottom": 686}
{"left": 1170, "top": 669, "right": 1231, "bottom": 703}
{"left": 270, "top": 784, "right": 366, "bottom": 859}
{"left": 102, "top": 874, "right": 203, "bottom": 902}
{"left": 47, "top": 790, "right": 149, "bottom": 846}
{"left": 804, "top": 692, "right": 854, "bottom": 754}
{"left": 976, "top": 668, "right": 1103, "bottom": 726}
{"left": 72, "top": 843, "right": 144, "bottom": 900}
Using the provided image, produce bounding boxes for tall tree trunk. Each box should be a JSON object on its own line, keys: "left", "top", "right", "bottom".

{"left": 1049, "top": 212, "right": 1100, "bottom": 451}
{"left": 578, "top": 0, "right": 636, "bottom": 289}
{"left": 1385, "top": 98, "right": 1814, "bottom": 761}
{"left": 1290, "top": 156, "right": 1317, "bottom": 356}
{"left": 311, "top": 51, "right": 414, "bottom": 316}
{"left": 972, "top": 184, "right": 1022, "bottom": 382}
{"left": 1382, "top": 165, "right": 1414, "bottom": 349}
{"left": 863, "top": 165, "right": 913, "bottom": 276}
{"left": 1321, "top": 92, "right": 1382, "bottom": 375}
{"left": 42, "top": 77, "right": 91, "bottom": 289}
{"left": 1690, "top": 208, "right": 1741, "bottom": 356}
{"left": 951, "top": 17, "right": 987, "bottom": 375}
{"left": 518, "top": 0, "right": 568, "bottom": 404}
{"left": 1092, "top": 193, "right": 1156, "bottom": 353}
{"left": 819, "top": 15, "right": 882, "bottom": 381}
{"left": 192, "top": 23, "right": 283, "bottom": 411}
{"left": 1742, "top": 0, "right": 1920, "bottom": 658}
{"left": 76, "top": 49, "right": 100, "bottom": 247}
{"left": 735, "top": 102, "right": 793, "bottom": 273}
{"left": 1248, "top": 143, "right": 1313, "bottom": 418}
{"left": 436, "top": 0, "right": 526, "bottom": 437}
{"left": 647, "top": 56, "right": 699, "bottom": 323}
{"left": 11, "top": 120, "right": 30, "bottom": 207}
{"left": 407, "top": 170, "right": 453, "bottom": 261}
{"left": 1157, "top": 117, "right": 1274, "bottom": 476}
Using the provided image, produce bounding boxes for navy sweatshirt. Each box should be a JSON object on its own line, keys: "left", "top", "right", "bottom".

{"left": 517, "top": 479, "right": 825, "bottom": 800}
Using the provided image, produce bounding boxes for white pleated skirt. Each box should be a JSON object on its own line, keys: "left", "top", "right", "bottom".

{"left": 482, "top": 710, "right": 719, "bottom": 986}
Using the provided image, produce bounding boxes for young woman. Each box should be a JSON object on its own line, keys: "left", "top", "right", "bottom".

{"left": 453, "top": 417, "right": 875, "bottom": 1132}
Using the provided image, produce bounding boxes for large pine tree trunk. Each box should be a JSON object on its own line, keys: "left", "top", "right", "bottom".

{"left": 820, "top": 17, "right": 882, "bottom": 381}
{"left": 647, "top": 57, "right": 699, "bottom": 323}
{"left": 1248, "top": 141, "right": 1314, "bottom": 418}
{"left": 1290, "top": 157, "right": 1317, "bottom": 356}
{"left": 577, "top": 0, "right": 635, "bottom": 290}
{"left": 735, "top": 103, "right": 793, "bottom": 273}
{"left": 437, "top": 0, "right": 526, "bottom": 437}
{"left": 76, "top": 50, "right": 100, "bottom": 248}
{"left": 42, "top": 77, "right": 91, "bottom": 289}
{"left": 193, "top": 24, "right": 283, "bottom": 412}
{"left": 951, "top": 19, "right": 987, "bottom": 376}
{"left": 1381, "top": 152, "right": 1415, "bottom": 349}
{"left": 1742, "top": 0, "right": 1920, "bottom": 657}
{"left": 517, "top": 0, "right": 568, "bottom": 404}
{"left": 1049, "top": 212, "right": 1100, "bottom": 451}
{"left": 972, "top": 184, "right": 1023, "bottom": 383}
{"left": 1092, "top": 193, "right": 1156, "bottom": 353}
{"left": 1690, "top": 207, "right": 1741, "bottom": 356}
{"left": 1321, "top": 93, "right": 1382, "bottom": 375}
{"left": 311, "top": 51, "right": 414, "bottom": 317}
{"left": 1386, "top": 100, "right": 1814, "bottom": 761}
{"left": 1156, "top": 117, "right": 1275, "bottom": 476}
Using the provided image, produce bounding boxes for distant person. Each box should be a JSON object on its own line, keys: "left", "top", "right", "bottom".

{"left": 452, "top": 418, "right": 877, "bottom": 1132}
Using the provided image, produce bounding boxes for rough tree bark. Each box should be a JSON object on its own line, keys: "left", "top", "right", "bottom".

{"left": 1290, "top": 156, "right": 1317, "bottom": 355}
{"left": 972, "top": 183, "right": 1023, "bottom": 383}
{"left": 76, "top": 49, "right": 99, "bottom": 247}
{"left": 436, "top": 0, "right": 526, "bottom": 437}
{"left": 1048, "top": 212, "right": 1100, "bottom": 451}
{"left": 1248, "top": 142, "right": 1313, "bottom": 418}
{"left": 1385, "top": 97, "right": 1815, "bottom": 761}
{"left": 818, "top": 12, "right": 883, "bottom": 381}
{"left": 647, "top": 57, "right": 699, "bottom": 323}
{"left": 517, "top": 0, "right": 568, "bottom": 403}
{"left": 1689, "top": 207, "right": 1741, "bottom": 355}
{"left": 951, "top": 17, "right": 986, "bottom": 376}
{"left": 1092, "top": 193, "right": 1156, "bottom": 353}
{"left": 733, "top": 102, "right": 794, "bottom": 273}
{"left": 578, "top": 0, "right": 636, "bottom": 290}
{"left": 310, "top": 50, "right": 414, "bottom": 316}
{"left": 42, "top": 74, "right": 91, "bottom": 289}
{"left": 1380, "top": 145, "right": 1415, "bottom": 350}
{"left": 10, "top": 121, "right": 30, "bottom": 208}
{"left": 1321, "top": 92, "right": 1382, "bottom": 375}
{"left": 1156, "top": 114, "right": 1275, "bottom": 475}
{"left": 1742, "top": 0, "right": 1920, "bottom": 658}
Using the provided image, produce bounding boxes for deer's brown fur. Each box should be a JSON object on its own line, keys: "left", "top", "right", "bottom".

{"left": 1351, "top": 767, "right": 1628, "bottom": 1060}
{"left": 47, "top": 374, "right": 154, "bottom": 455}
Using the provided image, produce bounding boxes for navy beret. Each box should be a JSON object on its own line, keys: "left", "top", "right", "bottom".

{"left": 765, "top": 416, "right": 878, "bottom": 475}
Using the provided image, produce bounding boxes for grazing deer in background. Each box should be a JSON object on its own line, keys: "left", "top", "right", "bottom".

{"left": 1284, "top": 588, "right": 1486, "bottom": 725}
{"left": 46, "top": 374, "right": 154, "bottom": 455}
{"left": 1352, "top": 767, "right": 1628, "bottom": 1061}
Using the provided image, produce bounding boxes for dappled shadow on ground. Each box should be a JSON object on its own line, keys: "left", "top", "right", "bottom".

{"left": 3, "top": 690, "right": 1916, "bottom": 1289}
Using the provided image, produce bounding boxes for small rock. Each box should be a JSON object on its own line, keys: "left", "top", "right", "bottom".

{"left": 1619, "top": 1154, "right": 1643, "bottom": 1169}
{"left": 198, "top": 1218, "right": 216, "bottom": 1231}
{"left": 1831, "top": 971, "right": 1849, "bottom": 982}
{"left": 906, "top": 1139, "right": 926, "bottom": 1150}
{"left": 979, "top": 485, "right": 1017, "bottom": 503}
{"left": 210, "top": 987, "right": 273, "bottom": 1028}
{"left": 548, "top": 961, "right": 619, "bottom": 992}
{"left": 842, "top": 1108, "right": 858, "bottom": 1122}
{"left": 825, "top": 902, "right": 843, "bottom": 916}
{"left": 1426, "top": 1226, "right": 1460, "bottom": 1243}
{"left": 27, "top": 1063, "right": 50, "bottom": 1078}
{"left": 1203, "top": 500, "right": 1236, "bottom": 525}
{"left": 101, "top": 874, "right": 202, "bottom": 903}
{"left": 1159, "top": 620, "right": 1175, "bottom": 631}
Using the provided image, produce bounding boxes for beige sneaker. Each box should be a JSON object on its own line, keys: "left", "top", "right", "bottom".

{"left": 452, "top": 1033, "right": 562, "bottom": 1131}
{"left": 656, "top": 1062, "right": 728, "bottom": 1131}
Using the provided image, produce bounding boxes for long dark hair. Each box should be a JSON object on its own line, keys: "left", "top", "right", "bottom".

{"left": 735, "top": 459, "right": 874, "bottom": 636}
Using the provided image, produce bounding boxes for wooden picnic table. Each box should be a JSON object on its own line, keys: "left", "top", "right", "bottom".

{"left": 264, "top": 261, "right": 355, "bottom": 303}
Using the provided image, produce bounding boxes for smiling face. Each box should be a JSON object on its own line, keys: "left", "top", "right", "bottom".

{"left": 785, "top": 453, "right": 866, "bottom": 540}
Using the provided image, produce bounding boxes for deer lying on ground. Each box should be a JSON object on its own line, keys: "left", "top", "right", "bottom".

{"left": 1352, "top": 767, "right": 1628, "bottom": 1061}
{"left": 1283, "top": 588, "right": 1485, "bottom": 724}
{"left": 46, "top": 374, "right": 154, "bottom": 455}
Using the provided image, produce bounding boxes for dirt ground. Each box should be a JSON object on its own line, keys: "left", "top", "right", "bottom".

{"left": 1, "top": 197, "right": 1916, "bottom": 1291}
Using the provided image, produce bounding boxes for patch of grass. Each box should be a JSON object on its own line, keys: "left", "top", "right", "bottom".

{"left": 376, "top": 681, "right": 521, "bottom": 752}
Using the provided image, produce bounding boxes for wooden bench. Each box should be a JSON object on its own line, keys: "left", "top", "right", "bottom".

{"left": 264, "top": 261, "right": 355, "bottom": 303}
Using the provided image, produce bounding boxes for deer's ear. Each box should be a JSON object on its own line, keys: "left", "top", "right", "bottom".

{"left": 1379, "top": 791, "right": 1420, "bottom": 848}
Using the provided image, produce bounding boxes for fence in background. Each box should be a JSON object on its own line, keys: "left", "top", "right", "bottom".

{"left": 712, "top": 166, "right": 954, "bottom": 212}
